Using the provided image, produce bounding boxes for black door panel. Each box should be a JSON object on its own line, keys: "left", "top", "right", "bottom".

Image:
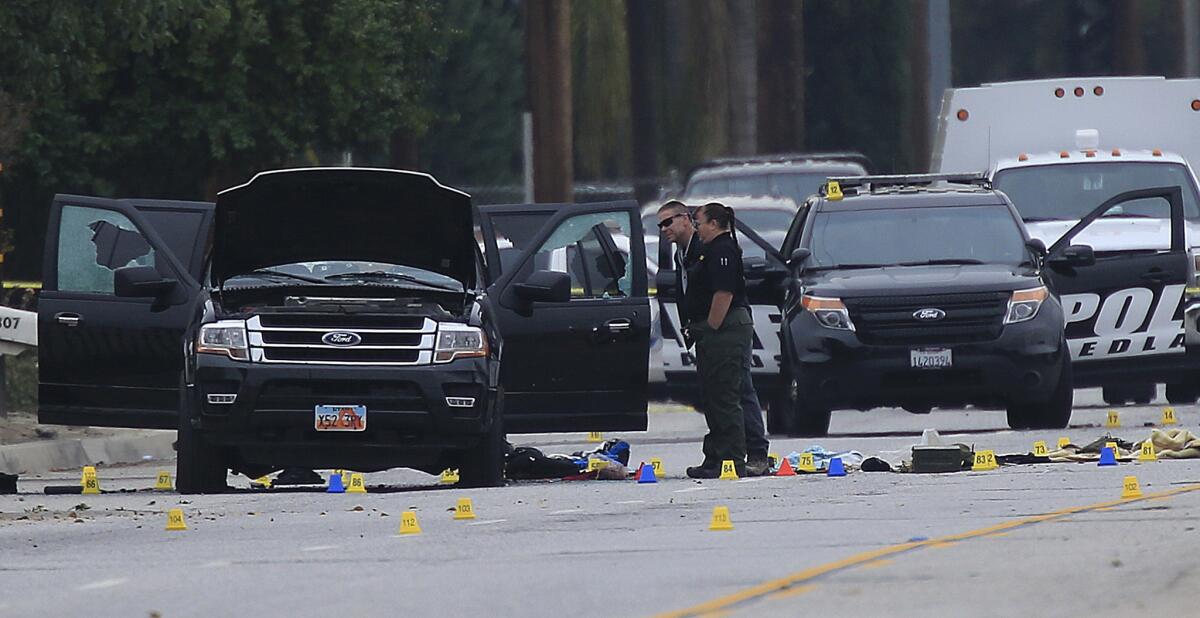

{"left": 486, "top": 201, "right": 650, "bottom": 433}
{"left": 39, "top": 195, "right": 207, "bottom": 428}
{"left": 1045, "top": 187, "right": 1188, "bottom": 367}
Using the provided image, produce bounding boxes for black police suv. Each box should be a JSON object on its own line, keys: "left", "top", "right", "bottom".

{"left": 38, "top": 168, "right": 650, "bottom": 492}
{"left": 770, "top": 174, "right": 1072, "bottom": 436}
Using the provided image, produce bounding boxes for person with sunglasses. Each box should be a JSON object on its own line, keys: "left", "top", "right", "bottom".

{"left": 658, "top": 201, "right": 766, "bottom": 478}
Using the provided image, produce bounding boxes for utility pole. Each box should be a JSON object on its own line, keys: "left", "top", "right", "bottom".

{"left": 909, "top": 0, "right": 951, "bottom": 172}
{"left": 1179, "top": 0, "right": 1200, "bottom": 77}
{"left": 627, "top": 0, "right": 659, "bottom": 204}
{"left": 525, "top": 0, "right": 574, "bottom": 203}
{"left": 756, "top": 0, "right": 805, "bottom": 154}
{"left": 726, "top": 0, "right": 758, "bottom": 156}
{"left": 1114, "top": 0, "right": 1145, "bottom": 75}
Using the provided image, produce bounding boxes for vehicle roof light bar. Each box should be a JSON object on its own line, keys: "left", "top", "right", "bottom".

{"left": 820, "top": 173, "right": 991, "bottom": 196}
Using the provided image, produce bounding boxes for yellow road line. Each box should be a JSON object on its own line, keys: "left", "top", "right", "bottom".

{"left": 656, "top": 482, "right": 1200, "bottom": 618}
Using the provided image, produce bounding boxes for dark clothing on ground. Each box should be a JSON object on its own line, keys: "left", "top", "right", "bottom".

{"left": 683, "top": 232, "right": 750, "bottom": 325}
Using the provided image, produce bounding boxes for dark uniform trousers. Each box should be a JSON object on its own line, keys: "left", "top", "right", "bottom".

{"left": 690, "top": 306, "right": 754, "bottom": 467}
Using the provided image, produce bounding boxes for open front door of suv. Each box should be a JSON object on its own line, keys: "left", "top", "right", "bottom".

{"left": 38, "top": 195, "right": 211, "bottom": 428}
{"left": 482, "top": 201, "right": 651, "bottom": 433}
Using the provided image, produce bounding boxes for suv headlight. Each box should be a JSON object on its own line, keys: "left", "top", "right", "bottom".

{"left": 435, "top": 323, "right": 488, "bottom": 363}
{"left": 801, "top": 295, "right": 855, "bottom": 331}
{"left": 196, "top": 320, "right": 249, "bottom": 360}
{"left": 1005, "top": 286, "right": 1048, "bottom": 324}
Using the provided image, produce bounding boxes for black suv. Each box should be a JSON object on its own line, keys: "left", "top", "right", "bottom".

{"left": 38, "top": 168, "right": 651, "bottom": 492}
{"left": 770, "top": 174, "right": 1072, "bottom": 436}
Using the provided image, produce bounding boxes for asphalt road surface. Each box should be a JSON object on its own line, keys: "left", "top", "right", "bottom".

{"left": 3, "top": 387, "right": 1200, "bottom": 617}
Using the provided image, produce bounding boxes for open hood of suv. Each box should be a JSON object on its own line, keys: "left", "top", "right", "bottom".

{"left": 213, "top": 168, "right": 475, "bottom": 288}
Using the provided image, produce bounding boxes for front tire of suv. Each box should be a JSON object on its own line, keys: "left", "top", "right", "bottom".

{"left": 785, "top": 374, "right": 832, "bottom": 437}
{"left": 176, "top": 400, "right": 229, "bottom": 495}
{"left": 459, "top": 405, "right": 506, "bottom": 489}
{"left": 766, "top": 389, "right": 793, "bottom": 435}
{"left": 1166, "top": 382, "right": 1199, "bottom": 405}
{"left": 1006, "top": 350, "right": 1073, "bottom": 430}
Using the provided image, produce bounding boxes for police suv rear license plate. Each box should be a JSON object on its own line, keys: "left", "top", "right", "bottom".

{"left": 910, "top": 348, "right": 952, "bottom": 369}
{"left": 314, "top": 405, "right": 367, "bottom": 432}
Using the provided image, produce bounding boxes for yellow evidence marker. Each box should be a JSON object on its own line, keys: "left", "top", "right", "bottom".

{"left": 253, "top": 475, "right": 273, "bottom": 488}
{"left": 972, "top": 450, "right": 998, "bottom": 471}
{"left": 719, "top": 460, "right": 739, "bottom": 480}
{"left": 1121, "top": 476, "right": 1143, "bottom": 499}
{"left": 440, "top": 469, "right": 460, "bottom": 485}
{"left": 1032, "top": 441, "right": 1049, "bottom": 457}
{"left": 347, "top": 473, "right": 367, "bottom": 493}
{"left": 797, "top": 452, "right": 817, "bottom": 472}
{"left": 453, "top": 497, "right": 476, "bottom": 520}
{"left": 399, "top": 511, "right": 422, "bottom": 535}
{"left": 81, "top": 466, "right": 100, "bottom": 495}
{"left": 155, "top": 471, "right": 174, "bottom": 491}
{"left": 1057, "top": 437, "right": 1071, "bottom": 450}
{"left": 1162, "top": 407, "right": 1178, "bottom": 426}
{"left": 825, "top": 180, "right": 844, "bottom": 201}
{"left": 1105, "top": 410, "right": 1121, "bottom": 428}
{"left": 587, "top": 458, "right": 606, "bottom": 472}
{"left": 709, "top": 506, "right": 734, "bottom": 531}
{"left": 1137, "top": 440, "right": 1158, "bottom": 462}
{"left": 649, "top": 458, "right": 664, "bottom": 476}
{"left": 587, "top": 431, "right": 604, "bottom": 443}
{"left": 165, "top": 508, "right": 188, "bottom": 531}
{"left": 1105, "top": 441, "right": 1119, "bottom": 454}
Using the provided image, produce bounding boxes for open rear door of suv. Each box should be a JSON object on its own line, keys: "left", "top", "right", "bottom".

{"left": 484, "top": 201, "right": 651, "bottom": 433}
{"left": 39, "top": 195, "right": 211, "bottom": 428}
{"left": 1045, "top": 186, "right": 1189, "bottom": 383}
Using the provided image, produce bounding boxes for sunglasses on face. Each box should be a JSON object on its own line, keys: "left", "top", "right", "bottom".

{"left": 657, "top": 213, "right": 688, "bottom": 229}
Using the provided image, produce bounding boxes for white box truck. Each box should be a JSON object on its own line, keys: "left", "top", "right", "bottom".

{"left": 934, "top": 76, "right": 1200, "bottom": 405}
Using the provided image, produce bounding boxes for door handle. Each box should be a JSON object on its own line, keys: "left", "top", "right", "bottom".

{"left": 1140, "top": 269, "right": 1167, "bottom": 283}
{"left": 605, "top": 319, "right": 632, "bottom": 333}
{"left": 55, "top": 312, "right": 82, "bottom": 327}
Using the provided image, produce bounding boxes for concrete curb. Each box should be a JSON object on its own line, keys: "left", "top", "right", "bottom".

{"left": 0, "top": 430, "right": 176, "bottom": 475}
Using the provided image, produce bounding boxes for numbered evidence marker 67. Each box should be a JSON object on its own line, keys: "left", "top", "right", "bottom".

{"left": 649, "top": 458, "right": 664, "bottom": 476}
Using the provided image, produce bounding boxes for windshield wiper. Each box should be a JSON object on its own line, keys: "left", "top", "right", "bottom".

{"left": 897, "top": 258, "right": 986, "bottom": 266}
{"left": 324, "top": 270, "right": 461, "bottom": 291}
{"left": 1022, "top": 216, "right": 1070, "bottom": 222}
{"left": 808, "top": 263, "right": 888, "bottom": 272}
{"left": 237, "top": 269, "right": 328, "bottom": 284}
{"left": 1100, "top": 213, "right": 1154, "bottom": 219}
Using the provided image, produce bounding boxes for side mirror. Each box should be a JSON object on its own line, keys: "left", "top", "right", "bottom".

{"left": 788, "top": 247, "right": 811, "bottom": 269}
{"left": 1049, "top": 244, "right": 1096, "bottom": 268}
{"left": 114, "top": 265, "right": 177, "bottom": 298}
{"left": 514, "top": 270, "right": 571, "bottom": 304}
{"left": 1025, "top": 238, "right": 1047, "bottom": 256}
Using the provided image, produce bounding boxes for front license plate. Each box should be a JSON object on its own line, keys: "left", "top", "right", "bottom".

{"left": 910, "top": 348, "right": 952, "bottom": 370}
{"left": 315, "top": 405, "right": 367, "bottom": 432}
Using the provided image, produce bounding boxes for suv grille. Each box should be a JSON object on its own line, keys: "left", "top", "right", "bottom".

{"left": 844, "top": 292, "right": 1008, "bottom": 344}
{"left": 247, "top": 314, "right": 436, "bottom": 365}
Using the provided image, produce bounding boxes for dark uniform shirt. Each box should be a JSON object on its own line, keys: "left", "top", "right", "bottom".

{"left": 684, "top": 231, "right": 750, "bottom": 325}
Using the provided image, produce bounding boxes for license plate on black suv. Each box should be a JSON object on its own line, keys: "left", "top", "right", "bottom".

{"left": 315, "top": 405, "right": 367, "bottom": 431}
{"left": 910, "top": 348, "right": 952, "bottom": 370}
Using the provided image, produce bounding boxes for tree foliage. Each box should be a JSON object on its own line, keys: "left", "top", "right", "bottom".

{"left": 0, "top": 0, "right": 445, "bottom": 278}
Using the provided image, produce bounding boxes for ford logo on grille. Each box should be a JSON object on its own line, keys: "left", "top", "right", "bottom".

{"left": 322, "top": 331, "right": 362, "bottom": 347}
{"left": 913, "top": 308, "right": 946, "bottom": 321}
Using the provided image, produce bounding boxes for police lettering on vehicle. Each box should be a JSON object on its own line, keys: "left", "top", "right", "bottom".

{"left": 1062, "top": 284, "right": 1185, "bottom": 360}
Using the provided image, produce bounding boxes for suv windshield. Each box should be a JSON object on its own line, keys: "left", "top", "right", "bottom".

{"left": 227, "top": 261, "right": 464, "bottom": 291}
{"left": 994, "top": 161, "right": 1200, "bottom": 221}
{"left": 808, "top": 205, "right": 1026, "bottom": 269}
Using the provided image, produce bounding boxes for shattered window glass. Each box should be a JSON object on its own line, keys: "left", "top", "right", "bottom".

{"left": 57, "top": 206, "right": 156, "bottom": 294}
{"left": 532, "top": 212, "right": 632, "bottom": 299}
